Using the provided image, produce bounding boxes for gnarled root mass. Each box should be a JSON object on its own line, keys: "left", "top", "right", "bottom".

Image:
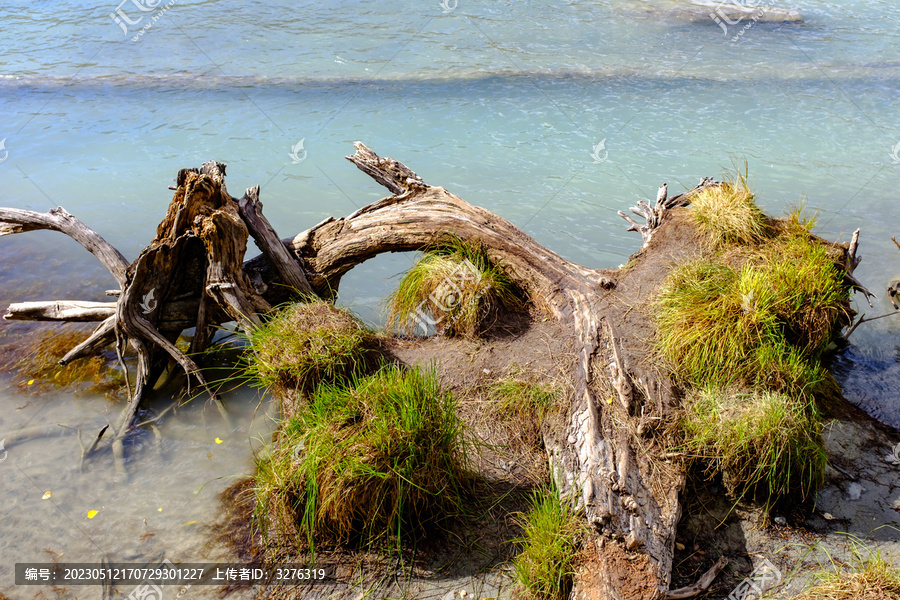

{"left": 0, "top": 143, "right": 867, "bottom": 598}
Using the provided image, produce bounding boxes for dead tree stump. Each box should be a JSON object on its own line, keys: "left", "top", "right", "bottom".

{"left": 0, "top": 143, "right": 867, "bottom": 598}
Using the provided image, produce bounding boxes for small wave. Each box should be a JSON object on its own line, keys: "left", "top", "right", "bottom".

{"left": 2, "top": 64, "right": 900, "bottom": 92}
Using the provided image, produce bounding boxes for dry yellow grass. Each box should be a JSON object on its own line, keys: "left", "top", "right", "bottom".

{"left": 793, "top": 554, "right": 900, "bottom": 600}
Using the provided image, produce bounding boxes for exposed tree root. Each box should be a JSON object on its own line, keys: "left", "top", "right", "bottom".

{"left": 0, "top": 143, "right": 868, "bottom": 597}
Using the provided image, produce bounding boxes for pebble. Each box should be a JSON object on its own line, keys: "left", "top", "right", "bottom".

{"left": 822, "top": 512, "right": 835, "bottom": 520}
{"left": 774, "top": 516, "right": 786, "bottom": 526}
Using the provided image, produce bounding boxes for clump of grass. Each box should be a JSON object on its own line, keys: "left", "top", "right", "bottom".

{"left": 655, "top": 260, "right": 768, "bottom": 389}
{"left": 245, "top": 300, "right": 381, "bottom": 394}
{"left": 491, "top": 379, "right": 558, "bottom": 419}
{"left": 654, "top": 241, "right": 848, "bottom": 397}
{"left": 690, "top": 173, "right": 768, "bottom": 247}
{"left": 489, "top": 378, "right": 559, "bottom": 452}
{"left": 254, "top": 366, "right": 470, "bottom": 555}
{"left": 794, "top": 551, "right": 900, "bottom": 600}
{"left": 387, "top": 236, "right": 520, "bottom": 337}
{"left": 681, "top": 387, "right": 826, "bottom": 504}
{"left": 756, "top": 230, "right": 850, "bottom": 354}
{"left": 513, "top": 485, "right": 583, "bottom": 600}
{"left": 656, "top": 192, "right": 852, "bottom": 507}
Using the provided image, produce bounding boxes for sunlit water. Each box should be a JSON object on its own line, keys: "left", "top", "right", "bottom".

{"left": 2, "top": 0, "right": 900, "bottom": 596}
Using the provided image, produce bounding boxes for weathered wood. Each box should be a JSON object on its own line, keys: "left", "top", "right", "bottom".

{"left": 4, "top": 301, "right": 117, "bottom": 322}
{"left": 237, "top": 185, "right": 314, "bottom": 297}
{"left": 0, "top": 146, "right": 711, "bottom": 593}
{"left": 842, "top": 228, "right": 875, "bottom": 306}
{"left": 189, "top": 284, "right": 212, "bottom": 356}
{"left": 848, "top": 228, "right": 861, "bottom": 272}
{"left": 59, "top": 316, "right": 117, "bottom": 365}
{"left": 0, "top": 160, "right": 283, "bottom": 475}
{"left": 255, "top": 143, "right": 683, "bottom": 598}
{"left": 618, "top": 177, "right": 720, "bottom": 249}
{"left": 200, "top": 204, "right": 268, "bottom": 328}
{"left": 345, "top": 140, "right": 424, "bottom": 198}
{"left": 0, "top": 424, "right": 75, "bottom": 447}
{"left": 78, "top": 424, "right": 110, "bottom": 471}
{"left": 112, "top": 335, "right": 150, "bottom": 478}
{"left": 664, "top": 557, "right": 728, "bottom": 599}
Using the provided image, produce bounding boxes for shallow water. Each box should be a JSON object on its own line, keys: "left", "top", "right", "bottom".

{"left": 2, "top": 0, "right": 900, "bottom": 594}
{"left": 0, "top": 370, "right": 277, "bottom": 599}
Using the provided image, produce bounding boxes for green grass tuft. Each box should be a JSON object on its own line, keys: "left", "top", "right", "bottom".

{"left": 513, "top": 485, "right": 583, "bottom": 600}
{"left": 681, "top": 387, "right": 826, "bottom": 505}
{"left": 387, "top": 236, "right": 520, "bottom": 337}
{"left": 656, "top": 193, "right": 852, "bottom": 507}
{"left": 654, "top": 233, "right": 849, "bottom": 398}
{"left": 245, "top": 300, "right": 381, "bottom": 394}
{"left": 253, "top": 366, "right": 470, "bottom": 555}
{"left": 755, "top": 230, "right": 850, "bottom": 354}
{"left": 690, "top": 174, "right": 768, "bottom": 247}
{"left": 490, "top": 379, "right": 558, "bottom": 419}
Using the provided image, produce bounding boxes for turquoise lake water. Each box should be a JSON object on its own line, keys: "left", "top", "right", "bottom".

{"left": 1, "top": 0, "right": 900, "bottom": 594}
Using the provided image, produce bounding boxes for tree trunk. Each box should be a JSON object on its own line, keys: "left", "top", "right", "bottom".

{"left": 0, "top": 143, "right": 863, "bottom": 598}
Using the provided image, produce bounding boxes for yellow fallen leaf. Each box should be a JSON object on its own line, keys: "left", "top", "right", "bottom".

{"left": 214, "top": 437, "right": 223, "bottom": 444}
{"left": 42, "top": 491, "right": 52, "bottom": 500}
{"left": 183, "top": 520, "right": 197, "bottom": 526}
{"left": 158, "top": 508, "right": 163, "bottom": 512}
{"left": 27, "top": 380, "right": 34, "bottom": 385}
{"left": 207, "top": 452, "right": 214, "bottom": 460}
{"left": 87, "top": 510, "right": 98, "bottom": 519}
{"left": 606, "top": 397, "right": 613, "bottom": 405}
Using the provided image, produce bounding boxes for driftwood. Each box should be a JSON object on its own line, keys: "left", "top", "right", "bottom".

{"left": 0, "top": 143, "right": 867, "bottom": 597}
{"left": 1, "top": 161, "right": 297, "bottom": 477}
{"left": 664, "top": 557, "right": 728, "bottom": 599}
{"left": 845, "top": 228, "right": 875, "bottom": 306}
{"left": 4, "top": 301, "right": 117, "bottom": 322}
